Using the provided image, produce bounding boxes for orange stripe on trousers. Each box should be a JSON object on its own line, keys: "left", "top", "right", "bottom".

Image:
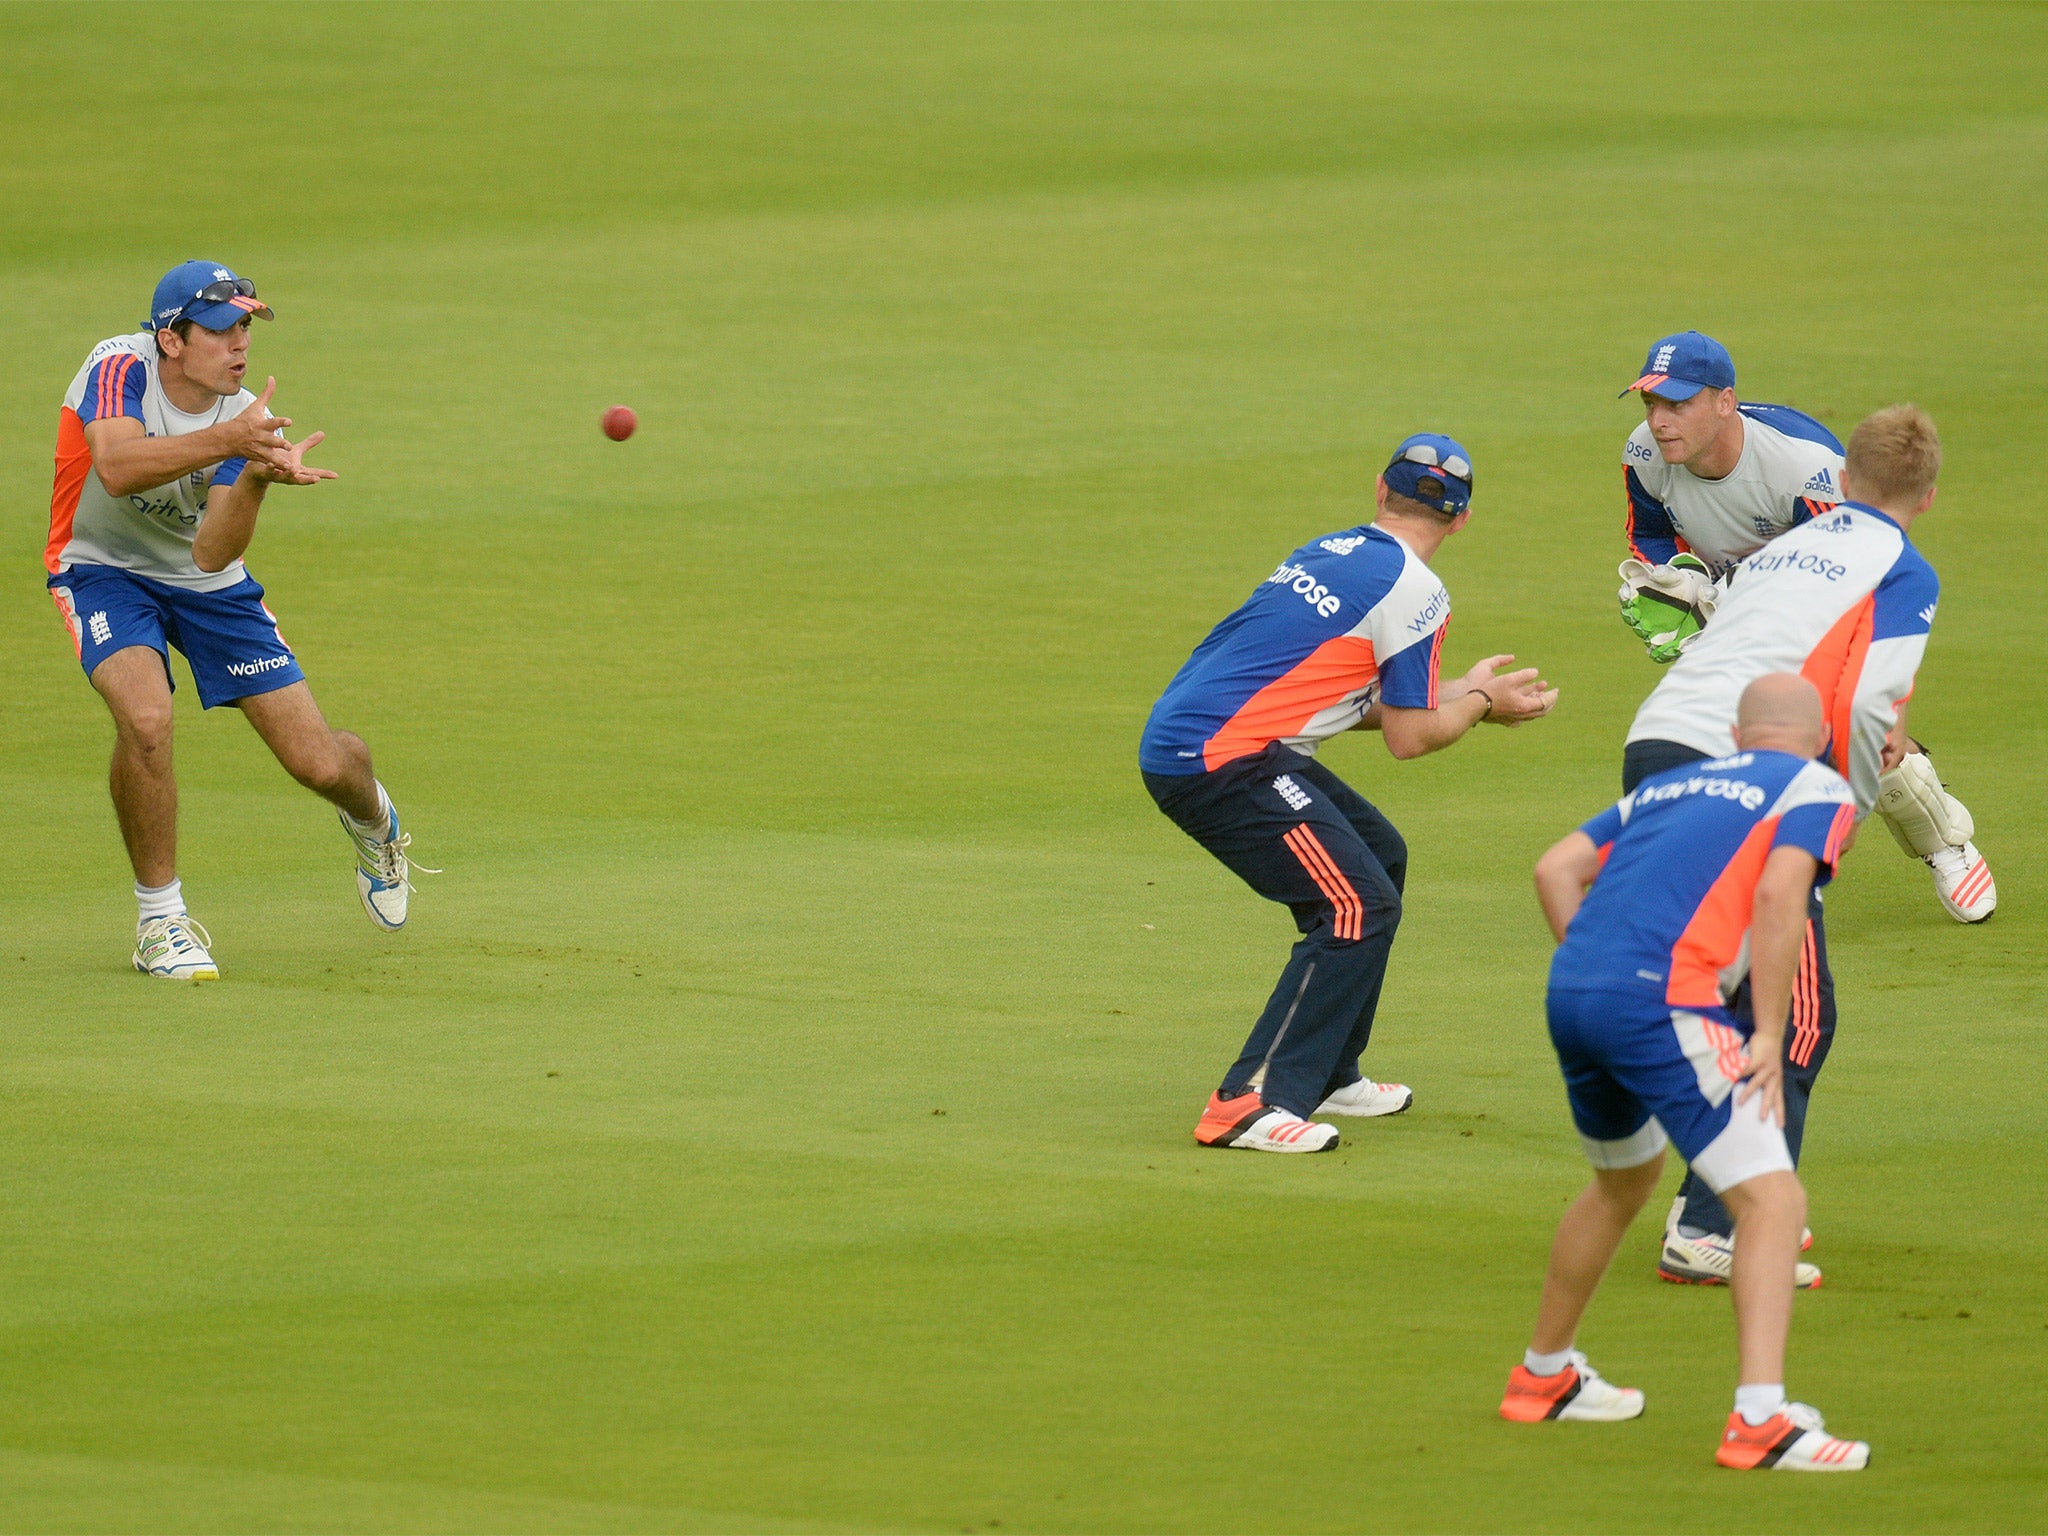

{"left": 1789, "top": 921, "right": 1820, "bottom": 1068}
{"left": 1285, "top": 827, "right": 1361, "bottom": 941}
{"left": 1283, "top": 824, "right": 1362, "bottom": 941}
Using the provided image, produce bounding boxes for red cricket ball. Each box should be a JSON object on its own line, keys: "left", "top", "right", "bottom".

{"left": 602, "top": 405, "right": 637, "bottom": 441}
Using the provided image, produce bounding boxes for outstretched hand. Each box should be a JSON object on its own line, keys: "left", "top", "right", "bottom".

{"left": 1461, "top": 653, "right": 1558, "bottom": 725}
{"left": 256, "top": 429, "right": 338, "bottom": 487}
{"left": 224, "top": 378, "right": 296, "bottom": 472}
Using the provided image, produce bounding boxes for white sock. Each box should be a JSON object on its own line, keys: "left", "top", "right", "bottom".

{"left": 1736, "top": 1383, "right": 1787, "bottom": 1424}
{"left": 343, "top": 782, "right": 393, "bottom": 841}
{"left": 1524, "top": 1347, "right": 1574, "bottom": 1377}
{"left": 136, "top": 878, "right": 185, "bottom": 925}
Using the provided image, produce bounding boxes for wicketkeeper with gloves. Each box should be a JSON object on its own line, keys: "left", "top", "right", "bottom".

{"left": 1617, "top": 330, "right": 1994, "bottom": 927}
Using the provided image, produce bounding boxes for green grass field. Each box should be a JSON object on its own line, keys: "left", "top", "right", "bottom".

{"left": 3, "top": 3, "right": 2045, "bottom": 1530}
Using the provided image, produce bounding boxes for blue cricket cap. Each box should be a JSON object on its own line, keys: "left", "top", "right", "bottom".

{"left": 1622, "top": 330, "right": 1734, "bottom": 401}
{"left": 1383, "top": 432, "right": 1473, "bottom": 513}
{"left": 146, "top": 260, "right": 273, "bottom": 334}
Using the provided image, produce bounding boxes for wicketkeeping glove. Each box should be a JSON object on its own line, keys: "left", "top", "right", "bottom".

{"left": 1618, "top": 553, "right": 1719, "bottom": 664}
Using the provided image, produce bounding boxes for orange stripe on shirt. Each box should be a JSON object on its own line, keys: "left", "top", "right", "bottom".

{"left": 1284, "top": 824, "right": 1363, "bottom": 940}
{"left": 1203, "top": 633, "right": 1377, "bottom": 771}
{"left": 100, "top": 354, "right": 133, "bottom": 421}
{"left": 1666, "top": 818, "right": 1778, "bottom": 1008}
{"left": 1799, "top": 594, "right": 1876, "bottom": 778}
{"left": 1623, "top": 467, "right": 1650, "bottom": 564}
{"left": 1821, "top": 802, "right": 1855, "bottom": 868}
{"left": 47, "top": 407, "right": 91, "bottom": 575}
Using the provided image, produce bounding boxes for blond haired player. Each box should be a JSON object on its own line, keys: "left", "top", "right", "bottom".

{"left": 1618, "top": 331, "right": 1993, "bottom": 925}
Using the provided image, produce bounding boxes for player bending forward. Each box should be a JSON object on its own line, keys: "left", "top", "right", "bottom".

{"left": 1625, "top": 404, "right": 1942, "bottom": 1285}
{"left": 47, "top": 261, "right": 426, "bottom": 980}
{"left": 1617, "top": 330, "right": 1993, "bottom": 924}
{"left": 1141, "top": 435, "right": 1557, "bottom": 1153}
{"left": 1503, "top": 674, "right": 1868, "bottom": 1471}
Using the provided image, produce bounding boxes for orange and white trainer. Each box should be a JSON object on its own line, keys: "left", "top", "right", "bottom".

{"left": 1657, "top": 1228, "right": 1822, "bottom": 1289}
{"left": 1716, "top": 1402, "right": 1869, "bottom": 1471}
{"left": 1499, "top": 1352, "right": 1645, "bottom": 1423}
{"left": 1193, "top": 1090, "right": 1339, "bottom": 1152}
{"left": 1316, "top": 1078, "right": 1414, "bottom": 1117}
{"left": 1928, "top": 842, "right": 1997, "bottom": 923}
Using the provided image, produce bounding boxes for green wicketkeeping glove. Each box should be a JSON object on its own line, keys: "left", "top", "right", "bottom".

{"left": 1618, "top": 553, "right": 1718, "bottom": 665}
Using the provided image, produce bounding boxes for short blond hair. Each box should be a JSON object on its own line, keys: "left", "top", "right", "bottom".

{"left": 1382, "top": 488, "right": 1458, "bottom": 523}
{"left": 1846, "top": 404, "right": 1941, "bottom": 506}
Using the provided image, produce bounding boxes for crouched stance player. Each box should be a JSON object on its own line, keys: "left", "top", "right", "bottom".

{"left": 47, "top": 262, "right": 424, "bottom": 979}
{"left": 1141, "top": 435, "right": 1556, "bottom": 1152}
{"left": 1502, "top": 675, "right": 1869, "bottom": 1471}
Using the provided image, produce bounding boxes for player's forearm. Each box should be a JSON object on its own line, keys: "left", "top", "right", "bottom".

{"left": 1533, "top": 833, "right": 1600, "bottom": 942}
{"left": 1381, "top": 690, "right": 1490, "bottom": 760}
{"left": 93, "top": 423, "right": 239, "bottom": 497}
{"left": 1628, "top": 532, "right": 1680, "bottom": 566}
{"left": 1533, "top": 869, "right": 1583, "bottom": 943}
{"left": 192, "top": 473, "right": 269, "bottom": 572}
{"left": 1746, "top": 887, "right": 1807, "bottom": 1038}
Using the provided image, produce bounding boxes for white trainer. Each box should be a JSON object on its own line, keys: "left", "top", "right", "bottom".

{"left": 1927, "top": 841, "right": 1996, "bottom": 923}
{"left": 133, "top": 915, "right": 219, "bottom": 981}
{"left": 1667, "top": 1193, "right": 1812, "bottom": 1251}
{"left": 1659, "top": 1228, "right": 1821, "bottom": 1289}
{"left": 1316, "top": 1078, "right": 1414, "bottom": 1117}
{"left": 340, "top": 790, "right": 436, "bottom": 931}
{"left": 1221, "top": 1107, "right": 1341, "bottom": 1153}
{"left": 1717, "top": 1401, "right": 1870, "bottom": 1471}
{"left": 1500, "top": 1351, "right": 1645, "bottom": 1423}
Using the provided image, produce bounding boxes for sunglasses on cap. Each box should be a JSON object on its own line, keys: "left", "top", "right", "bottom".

{"left": 1393, "top": 441, "right": 1472, "bottom": 486}
{"left": 159, "top": 276, "right": 267, "bottom": 328}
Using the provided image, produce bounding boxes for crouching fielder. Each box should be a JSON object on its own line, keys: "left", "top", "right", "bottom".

{"left": 1140, "top": 434, "right": 1557, "bottom": 1153}
{"left": 1500, "top": 675, "right": 1870, "bottom": 1471}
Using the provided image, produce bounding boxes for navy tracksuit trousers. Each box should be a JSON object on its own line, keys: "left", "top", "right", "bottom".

{"left": 1145, "top": 744, "right": 1406, "bottom": 1118}
{"left": 1622, "top": 739, "right": 1838, "bottom": 1239}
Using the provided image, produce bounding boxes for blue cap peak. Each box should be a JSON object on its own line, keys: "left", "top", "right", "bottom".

{"left": 147, "top": 260, "right": 272, "bottom": 334}
{"left": 1622, "top": 330, "right": 1734, "bottom": 402}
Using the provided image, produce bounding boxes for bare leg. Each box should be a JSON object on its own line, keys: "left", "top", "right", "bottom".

{"left": 1720, "top": 1171, "right": 1806, "bottom": 1385}
{"left": 236, "top": 681, "right": 381, "bottom": 822}
{"left": 1529, "top": 1152, "right": 1666, "bottom": 1354}
{"left": 90, "top": 647, "right": 178, "bottom": 888}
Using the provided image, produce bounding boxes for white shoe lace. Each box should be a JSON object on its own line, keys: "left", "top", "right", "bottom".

{"left": 138, "top": 914, "right": 213, "bottom": 959}
{"left": 1782, "top": 1401, "right": 1826, "bottom": 1432}
{"left": 1926, "top": 845, "right": 1971, "bottom": 880}
{"left": 355, "top": 827, "right": 441, "bottom": 893}
{"left": 1564, "top": 1353, "right": 1634, "bottom": 1400}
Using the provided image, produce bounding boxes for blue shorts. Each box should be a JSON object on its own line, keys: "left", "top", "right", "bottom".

{"left": 1546, "top": 985, "right": 1792, "bottom": 1194}
{"left": 49, "top": 563, "right": 304, "bottom": 709}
